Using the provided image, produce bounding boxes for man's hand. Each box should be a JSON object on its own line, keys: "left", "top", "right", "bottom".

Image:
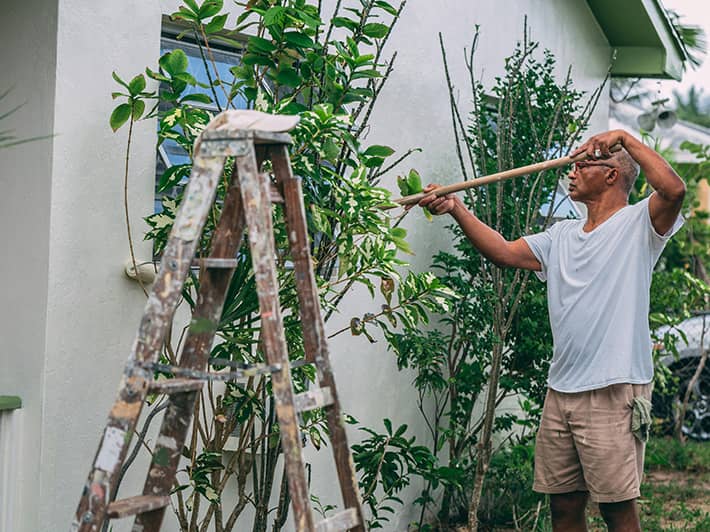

{"left": 409, "top": 184, "right": 459, "bottom": 215}
{"left": 571, "top": 129, "right": 626, "bottom": 159}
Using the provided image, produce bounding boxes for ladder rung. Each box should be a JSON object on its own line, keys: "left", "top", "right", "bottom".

{"left": 269, "top": 183, "right": 284, "bottom": 203}
{"left": 294, "top": 387, "right": 334, "bottom": 413}
{"left": 316, "top": 508, "right": 360, "bottom": 532}
{"left": 148, "top": 378, "right": 205, "bottom": 394}
{"left": 144, "top": 362, "right": 282, "bottom": 381}
{"left": 191, "top": 258, "right": 238, "bottom": 268}
{"left": 107, "top": 495, "right": 170, "bottom": 518}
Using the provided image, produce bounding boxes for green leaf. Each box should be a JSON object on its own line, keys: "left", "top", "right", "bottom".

{"left": 182, "top": 0, "right": 200, "bottom": 15}
{"left": 392, "top": 237, "right": 413, "bottom": 254}
{"left": 158, "top": 164, "right": 191, "bottom": 191}
{"left": 374, "top": 1, "right": 399, "bottom": 15}
{"left": 112, "top": 71, "right": 129, "bottom": 89}
{"left": 276, "top": 68, "right": 301, "bottom": 88}
{"left": 199, "top": 0, "right": 223, "bottom": 19}
{"left": 364, "top": 145, "right": 395, "bottom": 157}
{"left": 351, "top": 69, "right": 382, "bottom": 80}
{"left": 110, "top": 103, "right": 131, "bottom": 131}
{"left": 242, "top": 54, "right": 275, "bottom": 67}
{"left": 284, "top": 31, "right": 314, "bottom": 48}
{"left": 172, "top": 6, "right": 199, "bottom": 22}
{"left": 332, "top": 17, "right": 358, "bottom": 31}
{"left": 204, "top": 13, "right": 228, "bottom": 34}
{"left": 128, "top": 74, "right": 146, "bottom": 96}
{"left": 160, "top": 49, "right": 189, "bottom": 76}
{"left": 248, "top": 36, "right": 277, "bottom": 53}
{"left": 263, "top": 6, "right": 286, "bottom": 26}
{"left": 390, "top": 227, "right": 406, "bottom": 239}
{"left": 406, "top": 169, "right": 422, "bottom": 193}
{"left": 323, "top": 138, "right": 340, "bottom": 163}
{"left": 131, "top": 99, "right": 145, "bottom": 120}
{"left": 180, "top": 93, "right": 213, "bottom": 105}
{"left": 362, "top": 23, "right": 389, "bottom": 39}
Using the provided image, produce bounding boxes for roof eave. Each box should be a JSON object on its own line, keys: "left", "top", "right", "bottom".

{"left": 587, "top": 0, "right": 687, "bottom": 80}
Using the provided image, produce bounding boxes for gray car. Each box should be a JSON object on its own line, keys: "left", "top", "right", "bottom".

{"left": 653, "top": 312, "right": 710, "bottom": 441}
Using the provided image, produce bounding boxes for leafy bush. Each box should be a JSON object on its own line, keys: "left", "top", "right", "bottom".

{"left": 108, "top": 0, "right": 455, "bottom": 529}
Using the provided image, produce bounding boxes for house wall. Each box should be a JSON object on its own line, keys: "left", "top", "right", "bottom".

{"left": 0, "top": 2, "right": 58, "bottom": 531}
{"left": 2, "top": 1, "right": 610, "bottom": 531}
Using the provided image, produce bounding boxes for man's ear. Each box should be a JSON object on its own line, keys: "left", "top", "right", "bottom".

{"left": 605, "top": 168, "right": 619, "bottom": 186}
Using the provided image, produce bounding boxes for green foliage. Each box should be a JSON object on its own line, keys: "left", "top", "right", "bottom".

{"left": 478, "top": 442, "right": 547, "bottom": 530}
{"left": 673, "top": 86, "right": 710, "bottom": 129}
{"left": 110, "top": 72, "right": 153, "bottom": 131}
{"left": 352, "top": 419, "right": 436, "bottom": 529}
{"left": 646, "top": 436, "right": 710, "bottom": 472}
{"left": 106, "top": 0, "right": 463, "bottom": 529}
{"left": 632, "top": 139, "right": 710, "bottom": 396}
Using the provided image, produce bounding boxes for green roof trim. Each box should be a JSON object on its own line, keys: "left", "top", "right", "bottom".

{"left": 587, "top": 0, "right": 687, "bottom": 80}
{"left": 0, "top": 396, "right": 22, "bottom": 411}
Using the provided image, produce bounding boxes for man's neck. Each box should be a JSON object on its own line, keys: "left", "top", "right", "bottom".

{"left": 582, "top": 194, "right": 628, "bottom": 231}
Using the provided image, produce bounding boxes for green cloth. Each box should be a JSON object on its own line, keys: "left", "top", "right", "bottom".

{"left": 631, "top": 396, "right": 653, "bottom": 442}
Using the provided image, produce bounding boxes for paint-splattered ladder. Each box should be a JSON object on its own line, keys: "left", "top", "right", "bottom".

{"left": 71, "top": 110, "right": 365, "bottom": 532}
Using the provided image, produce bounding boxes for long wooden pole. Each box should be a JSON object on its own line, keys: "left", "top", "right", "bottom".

{"left": 386, "top": 144, "right": 622, "bottom": 209}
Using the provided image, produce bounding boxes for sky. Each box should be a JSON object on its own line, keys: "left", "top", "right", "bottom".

{"left": 659, "top": 0, "right": 710, "bottom": 99}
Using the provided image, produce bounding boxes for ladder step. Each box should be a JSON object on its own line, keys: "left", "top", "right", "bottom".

{"left": 316, "top": 508, "right": 360, "bottom": 532}
{"left": 269, "top": 183, "right": 284, "bottom": 203}
{"left": 148, "top": 378, "right": 205, "bottom": 394}
{"left": 294, "top": 387, "right": 334, "bottom": 413}
{"left": 145, "top": 362, "right": 282, "bottom": 381}
{"left": 107, "top": 495, "right": 170, "bottom": 518}
{"left": 191, "top": 258, "right": 238, "bottom": 268}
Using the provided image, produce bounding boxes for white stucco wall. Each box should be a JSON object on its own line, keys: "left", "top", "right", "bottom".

{"left": 2, "top": 1, "right": 610, "bottom": 531}
{"left": 0, "top": 2, "right": 57, "bottom": 531}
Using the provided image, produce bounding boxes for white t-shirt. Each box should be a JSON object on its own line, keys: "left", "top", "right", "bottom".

{"left": 523, "top": 197, "right": 683, "bottom": 392}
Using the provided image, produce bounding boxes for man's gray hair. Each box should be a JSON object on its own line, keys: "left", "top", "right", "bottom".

{"left": 611, "top": 148, "right": 640, "bottom": 194}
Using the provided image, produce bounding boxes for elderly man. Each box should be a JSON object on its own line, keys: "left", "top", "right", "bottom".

{"left": 417, "top": 130, "right": 685, "bottom": 532}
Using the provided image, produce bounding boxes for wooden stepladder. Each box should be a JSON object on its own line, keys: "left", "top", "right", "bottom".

{"left": 71, "top": 110, "right": 365, "bottom": 532}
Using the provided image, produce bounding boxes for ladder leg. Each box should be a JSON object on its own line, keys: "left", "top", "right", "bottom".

{"left": 72, "top": 153, "right": 226, "bottom": 532}
{"left": 134, "top": 162, "right": 248, "bottom": 532}
{"left": 237, "top": 142, "right": 315, "bottom": 532}
{"left": 271, "top": 145, "right": 366, "bottom": 532}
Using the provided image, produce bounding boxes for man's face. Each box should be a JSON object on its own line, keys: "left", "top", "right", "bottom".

{"left": 567, "top": 161, "right": 618, "bottom": 201}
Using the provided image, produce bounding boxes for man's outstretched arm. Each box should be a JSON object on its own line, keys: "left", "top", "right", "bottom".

{"left": 572, "top": 129, "right": 686, "bottom": 235}
{"left": 417, "top": 186, "right": 541, "bottom": 271}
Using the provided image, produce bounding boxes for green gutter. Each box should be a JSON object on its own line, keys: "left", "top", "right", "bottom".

{"left": 587, "top": 0, "right": 687, "bottom": 80}
{"left": 0, "top": 396, "right": 22, "bottom": 411}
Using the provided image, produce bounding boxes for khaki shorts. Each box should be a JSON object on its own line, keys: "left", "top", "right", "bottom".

{"left": 533, "top": 382, "right": 652, "bottom": 503}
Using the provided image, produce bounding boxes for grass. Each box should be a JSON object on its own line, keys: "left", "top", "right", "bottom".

{"left": 477, "top": 437, "right": 710, "bottom": 531}
{"left": 634, "top": 437, "right": 710, "bottom": 531}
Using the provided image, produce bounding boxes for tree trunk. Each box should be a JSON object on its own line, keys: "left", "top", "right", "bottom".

{"left": 467, "top": 317, "right": 505, "bottom": 531}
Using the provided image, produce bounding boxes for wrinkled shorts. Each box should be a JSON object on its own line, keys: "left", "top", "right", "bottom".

{"left": 533, "top": 382, "right": 652, "bottom": 503}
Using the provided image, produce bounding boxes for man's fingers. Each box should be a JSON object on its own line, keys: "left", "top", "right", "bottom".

{"left": 430, "top": 198, "right": 446, "bottom": 211}
{"left": 419, "top": 192, "right": 437, "bottom": 207}
{"left": 571, "top": 143, "right": 588, "bottom": 158}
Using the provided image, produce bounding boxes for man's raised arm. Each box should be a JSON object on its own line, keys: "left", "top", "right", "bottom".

{"left": 416, "top": 186, "right": 541, "bottom": 271}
